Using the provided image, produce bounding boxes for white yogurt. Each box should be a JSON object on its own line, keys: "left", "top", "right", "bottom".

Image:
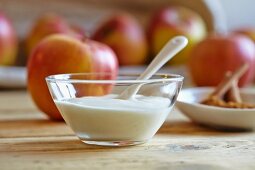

{"left": 55, "top": 94, "right": 172, "bottom": 141}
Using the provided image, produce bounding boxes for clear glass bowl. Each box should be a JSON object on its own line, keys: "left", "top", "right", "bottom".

{"left": 46, "top": 73, "right": 183, "bottom": 146}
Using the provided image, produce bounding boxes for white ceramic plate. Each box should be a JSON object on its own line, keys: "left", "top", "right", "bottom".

{"left": 176, "top": 87, "right": 255, "bottom": 130}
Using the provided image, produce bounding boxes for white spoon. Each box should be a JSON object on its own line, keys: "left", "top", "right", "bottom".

{"left": 118, "top": 36, "right": 188, "bottom": 100}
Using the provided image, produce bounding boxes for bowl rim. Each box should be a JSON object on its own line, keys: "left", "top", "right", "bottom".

{"left": 45, "top": 73, "right": 184, "bottom": 84}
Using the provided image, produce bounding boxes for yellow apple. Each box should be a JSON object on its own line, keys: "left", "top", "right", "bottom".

{"left": 92, "top": 13, "right": 148, "bottom": 66}
{"left": 0, "top": 12, "right": 18, "bottom": 65}
{"left": 25, "top": 13, "right": 84, "bottom": 57}
{"left": 148, "top": 6, "right": 207, "bottom": 65}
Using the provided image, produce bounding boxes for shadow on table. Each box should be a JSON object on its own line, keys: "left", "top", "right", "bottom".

{"left": 0, "top": 119, "right": 130, "bottom": 151}
{"left": 0, "top": 117, "right": 251, "bottom": 139}
{"left": 0, "top": 136, "right": 126, "bottom": 152}
{"left": 157, "top": 120, "right": 251, "bottom": 136}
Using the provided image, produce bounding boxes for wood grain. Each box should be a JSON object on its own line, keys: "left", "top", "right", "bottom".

{"left": 1, "top": 90, "right": 255, "bottom": 170}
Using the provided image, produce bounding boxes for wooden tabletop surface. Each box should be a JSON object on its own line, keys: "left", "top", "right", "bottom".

{"left": 1, "top": 90, "right": 255, "bottom": 170}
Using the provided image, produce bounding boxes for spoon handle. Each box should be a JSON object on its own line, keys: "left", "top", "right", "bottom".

{"left": 138, "top": 36, "right": 188, "bottom": 80}
{"left": 118, "top": 36, "right": 188, "bottom": 100}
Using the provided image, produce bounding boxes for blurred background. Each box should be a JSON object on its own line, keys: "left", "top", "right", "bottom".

{"left": 1, "top": 0, "right": 255, "bottom": 89}
{"left": 0, "top": 0, "right": 252, "bottom": 39}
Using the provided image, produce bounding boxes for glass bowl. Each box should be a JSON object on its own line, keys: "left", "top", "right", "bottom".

{"left": 46, "top": 73, "right": 183, "bottom": 146}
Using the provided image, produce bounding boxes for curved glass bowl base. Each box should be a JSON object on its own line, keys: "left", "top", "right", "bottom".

{"left": 80, "top": 139, "right": 149, "bottom": 147}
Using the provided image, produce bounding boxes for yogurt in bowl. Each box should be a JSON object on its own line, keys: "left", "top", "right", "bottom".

{"left": 46, "top": 73, "right": 183, "bottom": 146}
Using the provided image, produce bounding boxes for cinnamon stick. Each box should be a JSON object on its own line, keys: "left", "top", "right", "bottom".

{"left": 224, "top": 79, "right": 242, "bottom": 103}
{"left": 210, "top": 63, "right": 249, "bottom": 98}
{"left": 201, "top": 63, "right": 255, "bottom": 109}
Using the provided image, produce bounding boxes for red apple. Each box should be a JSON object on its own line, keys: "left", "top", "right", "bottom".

{"left": 92, "top": 13, "right": 148, "bottom": 66}
{"left": 25, "top": 13, "right": 84, "bottom": 56}
{"left": 0, "top": 12, "right": 18, "bottom": 65}
{"left": 27, "top": 34, "right": 118, "bottom": 120}
{"left": 148, "top": 6, "right": 207, "bottom": 65}
{"left": 188, "top": 34, "right": 255, "bottom": 87}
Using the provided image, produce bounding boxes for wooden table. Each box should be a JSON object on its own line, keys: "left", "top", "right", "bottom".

{"left": 1, "top": 90, "right": 255, "bottom": 170}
